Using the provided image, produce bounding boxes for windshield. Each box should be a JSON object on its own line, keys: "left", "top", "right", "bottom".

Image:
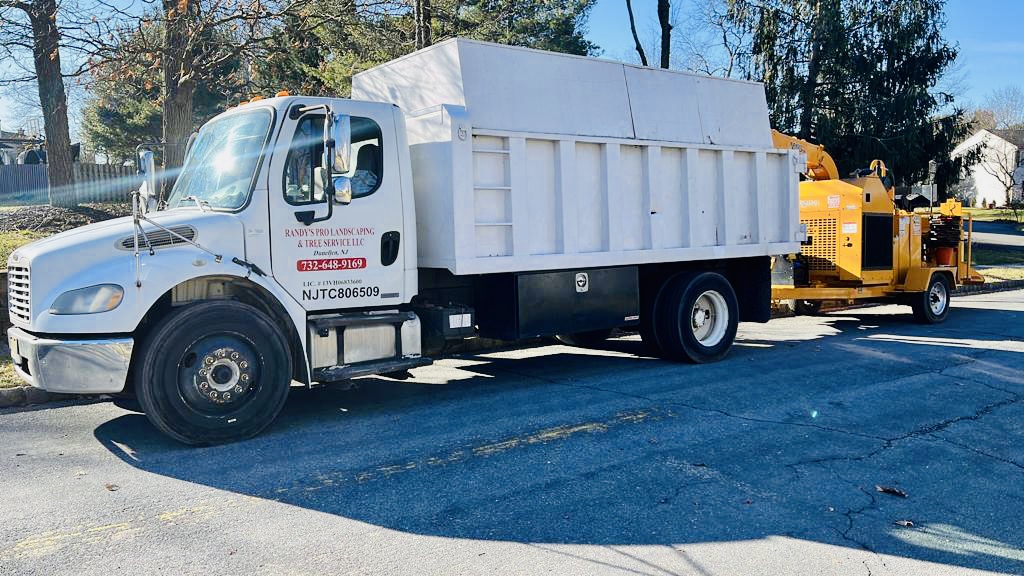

{"left": 167, "top": 109, "right": 273, "bottom": 210}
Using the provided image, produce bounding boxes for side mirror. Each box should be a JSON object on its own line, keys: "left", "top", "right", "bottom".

{"left": 325, "top": 114, "right": 351, "bottom": 174}
{"left": 312, "top": 169, "right": 352, "bottom": 206}
{"left": 137, "top": 150, "right": 158, "bottom": 212}
{"left": 334, "top": 175, "right": 352, "bottom": 205}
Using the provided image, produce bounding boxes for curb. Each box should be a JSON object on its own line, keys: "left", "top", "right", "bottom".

{"left": 954, "top": 279, "right": 1024, "bottom": 295}
{"left": 0, "top": 385, "right": 71, "bottom": 409}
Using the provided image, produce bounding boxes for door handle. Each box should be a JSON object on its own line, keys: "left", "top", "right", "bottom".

{"left": 381, "top": 231, "right": 400, "bottom": 266}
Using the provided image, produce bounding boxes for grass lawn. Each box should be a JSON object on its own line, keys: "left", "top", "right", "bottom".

{"left": 976, "top": 266, "right": 1024, "bottom": 282}
{"left": 972, "top": 247, "right": 1024, "bottom": 266}
{"left": 0, "top": 230, "right": 47, "bottom": 265}
{"left": 0, "top": 356, "right": 22, "bottom": 389}
{"left": 964, "top": 207, "right": 1024, "bottom": 223}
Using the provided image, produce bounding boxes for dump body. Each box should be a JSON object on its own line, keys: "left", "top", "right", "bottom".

{"left": 354, "top": 39, "right": 804, "bottom": 276}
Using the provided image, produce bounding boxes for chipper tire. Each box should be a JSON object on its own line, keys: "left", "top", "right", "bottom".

{"left": 910, "top": 274, "right": 951, "bottom": 324}
{"left": 793, "top": 300, "right": 823, "bottom": 316}
{"left": 135, "top": 300, "right": 292, "bottom": 445}
{"left": 654, "top": 272, "right": 739, "bottom": 363}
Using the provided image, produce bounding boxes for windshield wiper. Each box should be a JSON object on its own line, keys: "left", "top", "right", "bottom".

{"left": 182, "top": 195, "right": 211, "bottom": 212}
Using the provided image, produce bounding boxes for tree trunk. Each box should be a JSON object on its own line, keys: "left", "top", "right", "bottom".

{"left": 625, "top": 0, "right": 648, "bottom": 67}
{"left": 162, "top": 83, "right": 194, "bottom": 190}
{"left": 26, "top": 0, "right": 75, "bottom": 208}
{"left": 798, "top": 0, "right": 822, "bottom": 140}
{"left": 161, "top": 0, "right": 194, "bottom": 193}
{"left": 657, "top": 0, "right": 671, "bottom": 69}
{"left": 415, "top": 0, "right": 432, "bottom": 50}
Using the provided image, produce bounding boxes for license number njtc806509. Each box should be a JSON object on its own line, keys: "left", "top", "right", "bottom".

{"left": 296, "top": 258, "right": 367, "bottom": 272}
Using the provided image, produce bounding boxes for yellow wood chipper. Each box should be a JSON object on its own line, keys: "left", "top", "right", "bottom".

{"left": 771, "top": 131, "right": 984, "bottom": 323}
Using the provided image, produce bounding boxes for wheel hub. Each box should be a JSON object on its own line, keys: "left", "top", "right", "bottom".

{"left": 929, "top": 282, "right": 947, "bottom": 315}
{"left": 690, "top": 290, "right": 729, "bottom": 347}
{"left": 195, "top": 347, "right": 253, "bottom": 404}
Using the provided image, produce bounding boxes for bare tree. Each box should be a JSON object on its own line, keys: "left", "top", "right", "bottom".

{"left": 0, "top": 0, "right": 76, "bottom": 206}
{"left": 657, "top": 0, "right": 671, "bottom": 68}
{"left": 625, "top": 0, "right": 648, "bottom": 66}
{"left": 979, "top": 132, "right": 1024, "bottom": 207}
{"left": 415, "top": 0, "right": 432, "bottom": 49}
{"left": 673, "top": 0, "right": 751, "bottom": 78}
{"left": 984, "top": 85, "right": 1024, "bottom": 130}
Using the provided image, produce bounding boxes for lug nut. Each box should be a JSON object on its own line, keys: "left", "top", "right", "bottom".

{"left": 199, "top": 369, "right": 208, "bottom": 377}
{"left": 210, "top": 391, "right": 218, "bottom": 399}
{"left": 234, "top": 385, "right": 243, "bottom": 393}
{"left": 223, "top": 393, "right": 231, "bottom": 400}
{"left": 230, "top": 352, "right": 240, "bottom": 360}
{"left": 240, "top": 374, "right": 249, "bottom": 382}
{"left": 239, "top": 361, "right": 248, "bottom": 369}
{"left": 200, "top": 382, "right": 209, "bottom": 390}
{"left": 204, "top": 356, "right": 214, "bottom": 365}
{"left": 217, "top": 350, "right": 226, "bottom": 358}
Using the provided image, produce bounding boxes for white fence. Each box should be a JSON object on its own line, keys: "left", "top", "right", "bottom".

{"left": 0, "top": 163, "right": 140, "bottom": 206}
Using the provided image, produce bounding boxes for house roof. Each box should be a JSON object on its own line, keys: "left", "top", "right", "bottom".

{"left": 991, "top": 129, "right": 1024, "bottom": 149}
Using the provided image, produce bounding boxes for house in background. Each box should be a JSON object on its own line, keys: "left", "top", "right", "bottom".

{"left": 952, "top": 129, "right": 1024, "bottom": 207}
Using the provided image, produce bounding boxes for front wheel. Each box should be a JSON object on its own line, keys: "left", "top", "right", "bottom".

{"left": 135, "top": 300, "right": 292, "bottom": 445}
{"left": 910, "top": 274, "right": 951, "bottom": 324}
{"left": 655, "top": 272, "right": 739, "bottom": 363}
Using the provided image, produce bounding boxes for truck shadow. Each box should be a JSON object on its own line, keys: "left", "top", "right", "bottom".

{"left": 94, "top": 304, "right": 1024, "bottom": 574}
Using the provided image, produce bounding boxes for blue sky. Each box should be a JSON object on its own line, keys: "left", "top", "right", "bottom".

{"left": 1, "top": 0, "right": 1021, "bottom": 136}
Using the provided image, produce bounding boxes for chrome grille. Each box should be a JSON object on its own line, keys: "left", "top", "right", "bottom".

{"left": 7, "top": 265, "right": 30, "bottom": 324}
{"left": 119, "top": 225, "right": 197, "bottom": 250}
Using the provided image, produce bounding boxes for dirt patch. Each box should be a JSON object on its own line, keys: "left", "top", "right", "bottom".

{"left": 0, "top": 203, "right": 132, "bottom": 236}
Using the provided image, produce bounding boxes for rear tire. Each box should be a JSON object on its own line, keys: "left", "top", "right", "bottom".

{"left": 555, "top": 329, "right": 613, "bottom": 348}
{"left": 655, "top": 272, "right": 739, "bottom": 363}
{"left": 135, "top": 300, "right": 292, "bottom": 445}
{"left": 794, "top": 299, "right": 822, "bottom": 316}
{"left": 910, "top": 274, "right": 951, "bottom": 324}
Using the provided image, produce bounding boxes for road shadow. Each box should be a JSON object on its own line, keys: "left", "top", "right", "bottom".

{"left": 94, "top": 302, "right": 1024, "bottom": 574}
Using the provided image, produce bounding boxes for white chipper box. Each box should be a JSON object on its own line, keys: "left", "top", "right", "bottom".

{"left": 353, "top": 39, "right": 803, "bottom": 276}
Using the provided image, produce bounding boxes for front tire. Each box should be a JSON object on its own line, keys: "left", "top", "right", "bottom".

{"left": 135, "top": 300, "right": 292, "bottom": 445}
{"left": 654, "top": 272, "right": 739, "bottom": 363}
{"left": 910, "top": 274, "right": 951, "bottom": 324}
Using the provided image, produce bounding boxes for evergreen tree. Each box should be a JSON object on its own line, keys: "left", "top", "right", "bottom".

{"left": 729, "top": 0, "right": 967, "bottom": 190}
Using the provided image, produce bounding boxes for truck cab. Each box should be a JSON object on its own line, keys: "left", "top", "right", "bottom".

{"left": 8, "top": 96, "right": 429, "bottom": 444}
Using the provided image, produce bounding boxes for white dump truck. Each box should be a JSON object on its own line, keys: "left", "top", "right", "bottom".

{"left": 7, "top": 39, "right": 803, "bottom": 443}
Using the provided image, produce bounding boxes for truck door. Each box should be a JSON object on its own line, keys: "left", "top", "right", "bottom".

{"left": 267, "top": 101, "right": 406, "bottom": 310}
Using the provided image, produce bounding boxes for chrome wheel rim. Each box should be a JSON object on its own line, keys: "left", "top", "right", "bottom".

{"left": 929, "top": 281, "right": 948, "bottom": 315}
{"left": 691, "top": 290, "right": 729, "bottom": 347}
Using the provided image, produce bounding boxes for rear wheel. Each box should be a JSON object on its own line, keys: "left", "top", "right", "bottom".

{"left": 794, "top": 299, "right": 822, "bottom": 316}
{"left": 135, "top": 300, "right": 292, "bottom": 445}
{"left": 910, "top": 274, "right": 951, "bottom": 324}
{"left": 555, "top": 329, "right": 613, "bottom": 348}
{"left": 654, "top": 272, "right": 739, "bottom": 363}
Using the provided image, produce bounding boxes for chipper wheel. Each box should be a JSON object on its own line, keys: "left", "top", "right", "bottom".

{"left": 910, "top": 274, "right": 951, "bottom": 324}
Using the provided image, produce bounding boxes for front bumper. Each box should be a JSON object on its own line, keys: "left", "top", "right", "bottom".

{"left": 7, "top": 327, "right": 133, "bottom": 394}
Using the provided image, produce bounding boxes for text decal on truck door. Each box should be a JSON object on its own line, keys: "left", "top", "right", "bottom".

{"left": 297, "top": 258, "right": 367, "bottom": 272}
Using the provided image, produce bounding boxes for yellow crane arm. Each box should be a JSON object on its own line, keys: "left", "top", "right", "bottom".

{"left": 771, "top": 130, "right": 840, "bottom": 181}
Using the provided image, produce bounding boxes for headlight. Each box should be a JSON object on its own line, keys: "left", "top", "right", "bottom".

{"left": 49, "top": 284, "right": 124, "bottom": 315}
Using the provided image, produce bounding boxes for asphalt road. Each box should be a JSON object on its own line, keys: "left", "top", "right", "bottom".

{"left": 2, "top": 290, "right": 1024, "bottom": 576}
{"left": 971, "top": 221, "right": 1024, "bottom": 248}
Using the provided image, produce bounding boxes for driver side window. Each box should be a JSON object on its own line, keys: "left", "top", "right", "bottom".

{"left": 283, "top": 114, "right": 384, "bottom": 205}
{"left": 283, "top": 115, "right": 324, "bottom": 205}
